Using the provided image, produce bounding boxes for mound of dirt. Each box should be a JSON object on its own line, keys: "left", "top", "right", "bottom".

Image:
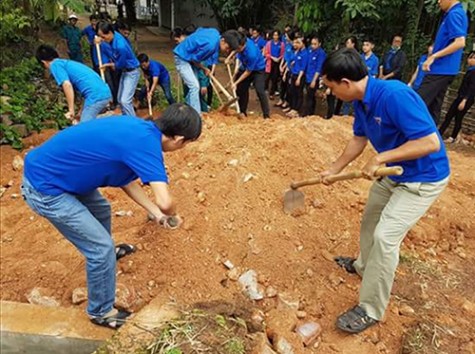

{"left": 1, "top": 112, "right": 474, "bottom": 353}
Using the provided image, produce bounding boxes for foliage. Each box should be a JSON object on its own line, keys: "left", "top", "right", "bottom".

{"left": 0, "top": 58, "right": 70, "bottom": 150}
{"left": 0, "top": 6, "right": 31, "bottom": 44}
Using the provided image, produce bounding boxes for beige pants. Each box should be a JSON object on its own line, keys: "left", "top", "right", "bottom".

{"left": 353, "top": 176, "right": 449, "bottom": 320}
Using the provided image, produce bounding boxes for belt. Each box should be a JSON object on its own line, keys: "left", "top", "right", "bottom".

{"left": 123, "top": 67, "right": 138, "bottom": 72}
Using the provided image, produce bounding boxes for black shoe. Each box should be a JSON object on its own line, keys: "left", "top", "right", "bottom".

{"left": 334, "top": 256, "right": 357, "bottom": 274}
{"left": 336, "top": 305, "right": 377, "bottom": 333}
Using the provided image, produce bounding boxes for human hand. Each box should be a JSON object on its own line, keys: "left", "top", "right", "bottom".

{"left": 94, "top": 36, "right": 102, "bottom": 45}
{"left": 310, "top": 81, "right": 316, "bottom": 89}
{"left": 422, "top": 55, "right": 435, "bottom": 72}
{"left": 361, "top": 156, "right": 382, "bottom": 180}
{"left": 296, "top": 79, "right": 301, "bottom": 87}
{"left": 157, "top": 215, "right": 182, "bottom": 229}
{"left": 147, "top": 91, "right": 153, "bottom": 101}
{"left": 320, "top": 168, "right": 340, "bottom": 185}
{"left": 458, "top": 99, "right": 466, "bottom": 111}
{"left": 200, "top": 87, "right": 208, "bottom": 96}
{"left": 65, "top": 111, "right": 75, "bottom": 121}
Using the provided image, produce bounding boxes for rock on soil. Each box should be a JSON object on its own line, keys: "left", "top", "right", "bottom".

{"left": 12, "top": 155, "right": 23, "bottom": 171}
{"left": 239, "top": 269, "right": 265, "bottom": 300}
{"left": 26, "top": 287, "right": 60, "bottom": 307}
{"left": 72, "top": 287, "right": 88, "bottom": 305}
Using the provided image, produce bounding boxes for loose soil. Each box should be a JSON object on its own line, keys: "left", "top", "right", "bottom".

{"left": 1, "top": 23, "right": 475, "bottom": 354}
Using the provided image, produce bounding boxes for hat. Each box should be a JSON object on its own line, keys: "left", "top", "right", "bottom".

{"left": 68, "top": 14, "right": 78, "bottom": 20}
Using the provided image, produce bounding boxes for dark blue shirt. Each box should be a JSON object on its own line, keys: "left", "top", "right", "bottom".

{"left": 24, "top": 117, "right": 168, "bottom": 196}
{"left": 237, "top": 38, "right": 266, "bottom": 72}
{"left": 92, "top": 41, "right": 113, "bottom": 66}
{"left": 352, "top": 77, "right": 450, "bottom": 183}
{"left": 49, "top": 59, "right": 111, "bottom": 105}
{"left": 253, "top": 36, "right": 266, "bottom": 50}
{"left": 306, "top": 47, "right": 326, "bottom": 83}
{"left": 173, "top": 27, "right": 220, "bottom": 65}
{"left": 270, "top": 40, "right": 283, "bottom": 58}
{"left": 142, "top": 60, "right": 170, "bottom": 83}
{"left": 361, "top": 52, "right": 379, "bottom": 77}
{"left": 413, "top": 54, "right": 428, "bottom": 90}
{"left": 291, "top": 48, "right": 308, "bottom": 76}
{"left": 431, "top": 2, "right": 468, "bottom": 75}
{"left": 82, "top": 25, "right": 96, "bottom": 46}
{"left": 111, "top": 31, "right": 139, "bottom": 70}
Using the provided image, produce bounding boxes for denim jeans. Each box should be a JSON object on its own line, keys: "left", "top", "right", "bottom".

{"left": 174, "top": 55, "right": 201, "bottom": 114}
{"left": 21, "top": 177, "right": 116, "bottom": 317}
{"left": 81, "top": 98, "right": 111, "bottom": 123}
{"left": 118, "top": 68, "right": 140, "bottom": 116}
{"left": 138, "top": 78, "right": 176, "bottom": 105}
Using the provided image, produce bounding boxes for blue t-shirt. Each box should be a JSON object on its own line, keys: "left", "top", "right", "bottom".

{"left": 361, "top": 52, "right": 380, "bottom": 77}
{"left": 270, "top": 40, "right": 283, "bottom": 58}
{"left": 142, "top": 60, "right": 170, "bottom": 83}
{"left": 173, "top": 27, "right": 220, "bottom": 65}
{"left": 253, "top": 36, "right": 266, "bottom": 50}
{"left": 291, "top": 48, "right": 308, "bottom": 75}
{"left": 413, "top": 54, "right": 428, "bottom": 90}
{"left": 82, "top": 25, "right": 96, "bottom": 45}
{"left": 284, "top": 42, "right": 294, "bottom": 66}
{"left": 352, "top": 77, "right": 450, "bottom": 183}
{"left": 92, "top": 41, "right": 113, "bottom": 66}
{"left": 237, "top": 38, "right": 265, "bottom": 72}
{"left": 306, "top": 47, "right": 326, "bottom": 83}
{"left": 111, "top": 31, "right": 139, "bottom": 70}
{"left": 24, "top": 117, "right": 168, "bottom": 196}
{"left": 49, "top": 59, "right": 111, "bottom": 105}
{"left": 431, "top": 2, "right": 468, "bottom": 75}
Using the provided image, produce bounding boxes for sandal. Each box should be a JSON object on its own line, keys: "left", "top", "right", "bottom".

{"left": 90, "top": 309, "right": 131, "bottom": 329}
{"left": 282, "top": 107, "right": 291, "bottom": 113}
{"left": 116, "top": 243, "right": 136, "bottom": 260}
{"left": 334, "top": 256, "right": 357, "bottom": 274}
{"left": 336, "top": 305, "right": 377, "bottom": 333}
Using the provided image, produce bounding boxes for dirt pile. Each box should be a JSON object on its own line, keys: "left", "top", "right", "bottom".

{"left": 1, "top": 112, "right": 474, "bottom": 353}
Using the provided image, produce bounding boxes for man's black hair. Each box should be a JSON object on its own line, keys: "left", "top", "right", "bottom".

{"left": 222, "top": 30, "right": 244, "bottom": 50}
{"left": 322, "top": 48, "right": 368, "bottom": 82}
{"left": 137, "top": 53, "right": 149, "bottom": 63}
{"left": 171, "top": 27, "right": 184, "bottom": 39}
{"left": 184, "top": 24, "right": 196, "bottom": 35}
{"left": 346, "top": 35, "right": 358, "bottom": 48}
{"left": 392, "top": 33, "right": 403, "bottom": 41}
{"left": 307, "top": 33, "right": 321, "bottom": 44}
{"left": 116, "top": 21, "right": 131, "bottom": 31}
{"left": 35, "top": 44, "right": 59, "bottom": 63}
{"left": 97, "top": 20, "right": 114, "bottom": 34}
{"left": 363, "top": 38, "right": 374, "bottom": 44}
{"left": 272, "top": 29, "right": 281, "bottom": 36}
{"left": 90, "top": 14, "right": 98, "bottom": 21}
{"left": 154, "top": 103, "right": 202, "bottom": 141}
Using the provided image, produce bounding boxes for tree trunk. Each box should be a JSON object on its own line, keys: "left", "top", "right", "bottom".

{"left": 123, "top": 0, "right": 137, "bottom": 22}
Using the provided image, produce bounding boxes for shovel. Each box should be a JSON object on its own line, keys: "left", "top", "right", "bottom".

{"left": 283, "top": 166, "right": 404, "bottom": 214}
{"left": 208, "top": 72, "right": 239, "bottom": 113}
{"left": 226, "top": 63, "right": 240, "bottom": 113}
{"left": 147, "top": 95, "right": 153, "bottom": 119}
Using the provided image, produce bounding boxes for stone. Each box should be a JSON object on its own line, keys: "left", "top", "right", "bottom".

{"left": 5, "top": 180, "right": 13, "bottom": 188}
{"left": 227, "top": 267, "right": 241, "bottom": 281}
{"left": 147, "top": 280, "right": 156, "bottom": 287}
{"left": 26, "top": 287, "right": 60, "bottom": 307}
{"left": 321, "top": 249, "right": 334, "bottom": 262}
{"left": 295, "top": 322, "right": 322, "bottom": 346}
{"left": 369, "top": 331, "right": 380, "bottom": 344}
{"left": 277, "top": 292, "right": 300, "bottom": 310}
{"left": 12, "top": 155, "right": 24, "bottom": 171}
{"left": 1, "top": 114, "right": 13, "bottom": 126}
{"left": 265, "top": 286, "right": 278, "bottom": 298}
{"left": 11, "top": 193, "right": 19, "bottom": 199}
{"left": 11, "top": 124, "right": 29, "bottom": 138}
{"left": 223, "top": 260, "right": 234, "bottom": 269}
{"left": 296, "top": 311, "right": 307, "bottom": 319}
{"left": 273, "top": 335, "right": 297, "bottom": 354}
{"left": 251, "top": 333, "right": 277, "bottom": 354}
{"left": 181, "top": 172, "right": 190, "bottom": 179}
{"left": 115, "top": 210, "right": 133, "bottom": 217}
{"left": 462, "top": 299, "right": 475, "bottom": 315}
{"left": 0, "top": 187, "right": 6, "bottom": 198}
{"left": 249, "top": 309, "right": 266, "bottom": 332}
{"left": 266, "top": 308, "right": 298, "bottom": 338}
{"left": 243, "top": 173, "right": 255, "bottom": 183}
{"left": 328, "top": 272, "right": 344, "bottom": 287}
{"left": 115, "top": 283, "right": 137, "bottom": 310}
{"left": 239, "top": 270, "right": 264, "bottom": 300}
{"left": 228, "top": 159, "right": 239, "bottom": 167}
{"left": 197, "top": 191, "right": 206, "bottom": 203}
{"left": 398, "top": 304, "right": 415, "bottom": 316}
{"left": 72, "top": 287, "right": 88, "bottom": 305}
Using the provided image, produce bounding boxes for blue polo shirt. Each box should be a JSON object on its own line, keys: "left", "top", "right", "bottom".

{"left": 24, "top": 117, "right": 168, "bottom": 196}
{"left": 270, "top": 40, "right": 283, "bottom": 57}
{"left": 431, "top": 2, "right": 468, "bottom": 75}
{"left": 284, "top": 42, "right": 294, "bottom": 66}
{"left": 237, "top": 38, "right": 265, "bottom": 72}
{"left": 291, "top": 48, "right": 308, "bottom": 75}
{"left": 49, "top": 59, "right": 111, "bottom": 105}
{"left": 142, "top": 60, "right": 170, "bottom": 83}
{"left": 173, "top": 27, "right": 220, "bottom": 65}
{"left": 253, "top": 36, "right": 266, "bottom": 50}
{"left": 361, "top": 52, "right": 379, "bottom": 77}
{"left": 111, "top": 31, "right": 139, "bottom": 70}
{"left": 92, "top": 41, "right": 113, "bottom": 66}
{"left": 82, "top": 25, "right": 96, "bottom": 45}
{"left": 413, "top": 54, "right": 428, "bottom": 90}
{"left": 306, "top": 47, "right": 326, "bottom": 83}
{"left": 352, "top": 77, "right": 450, "bottom": 183}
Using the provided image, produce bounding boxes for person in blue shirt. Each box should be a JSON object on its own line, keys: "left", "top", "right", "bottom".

{"left": 137, "top": 53, "right": 175, "bottom": 107}
{"left": 173, "top": 28, "right": 239, "bottom": 115}
{"left": 82, "top": 14, "right": 99, "bottom": 70}
{"left": 361, "top": 39, "right": 379, "bottom": 78}
{"left": 264, "top": 30, "right": 284, "bottom": 100}
{"left": 439, "top": 51, "right": 475, "bottom": 142}
{"left": 60, "top": 14, "right": 83, "bottom": 63}
{"left": 408, "top": 44, "right": 433, "bottom": 91}
{"left": 379, "top": 34, "right": 407, "bottom": 81}
{"left": 251, "top": 28, "right": 266, "bottom": 52}
{"left": 21, "top": 103, "right": 201, "bottom": 329}
{"left": 91, "top": 40, "right": 119, "bottom": 109}
{"left": 303, "top": 35, "right": 326, "bottom": 117}
{"left": 321, "top": 48, "right": 450, "bottom": 334}
{"left": 276, "top": 31, "right": 295, "bottom": 109}
{"left": 417, "top": 0, "right": 468, "bottom": 124}
{"left": 231, "top": 34, "right": 270, "bottom": 119}
{"left": 97, "top": 20, "right": 140, "bottom": 117}
{"left": 284, "top": 36, "right": 308, "bottom": 118}
{"left": 36, "top": 45, "right": 111, "bottom": 123}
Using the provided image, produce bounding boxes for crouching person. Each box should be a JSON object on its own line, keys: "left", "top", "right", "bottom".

{"left": 21, "top": 103, "right": 201, "bottom": 329}
{"left": 320, "top": 48, "right": 450, "bottom": 333}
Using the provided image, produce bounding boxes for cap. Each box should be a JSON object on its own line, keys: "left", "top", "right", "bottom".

{"left": 68, "top": 14, "right": 78, "bottom": 20}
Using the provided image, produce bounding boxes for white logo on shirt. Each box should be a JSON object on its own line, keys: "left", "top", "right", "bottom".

{"left": 374, "top": 117, "right": 382, "bottom": 125}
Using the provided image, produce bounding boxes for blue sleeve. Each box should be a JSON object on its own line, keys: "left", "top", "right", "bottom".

{"left": 50, "top": 63, "right": 69, "bottom": 87}
{"left": 316, "top": 51, "right": 326, "bottom": 73}
{"left": 300, "top": 52, "right": 309, "bottom": 73}
{"left": 123, "top": 137, "right": 168, "bottom": 183}
{"left": 385, "top": 90, "right": 436, "bottom": 140}
{"left": 101, "top": 43, "right": 112, "bottom": 63}
{"left": 150, "top": 62, "right": 160, "bottom": 78}
{"left": 446, "top": 11, "right": 468, "bottom": 39}
{"left": 353, "top": 112, "right": 366, "bottom": 137}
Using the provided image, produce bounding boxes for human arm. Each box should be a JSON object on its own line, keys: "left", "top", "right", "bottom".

{"left": 423, "top": 37, "right": 465, "bottom": 71}
{"left": 233, "top": 69, "right": 251, "bottom": 89}
{"left": 62, "top": 81, "right": 75, "bottom": 118}
{"left": 148, "top": 76, "right": 159, "bottom": 100}
{"left": 408, "top": 66, "right": 419, "bottom": 87}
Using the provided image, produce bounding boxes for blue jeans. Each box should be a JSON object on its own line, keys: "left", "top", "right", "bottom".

{"left": 118, "top": 68, "right": 140, "bottom": 116}
{"left": 21, "top": 177, "right": 116, "bottom": 317}
{"left": 81, "top": 98, "right": 110, "bottom": 123}
{"left": 138, "top": 78, "right": 175, "bottom": 105}
{"left": 174, "top": 55, "right": 201, "bottom": 114}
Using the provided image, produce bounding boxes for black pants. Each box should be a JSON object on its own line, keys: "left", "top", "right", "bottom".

{"left": 104, "top": 68, "right": 120, "bottom": 105}
{"left": 439, "top": 95, "right": 474, "bottom": 139}
{"left": 289, "top": 74, "right": 304, "bottom": 113}
{"left": 417, "top": 74, "right": 454, "bottom": 124}
{"left": 266, "top": 61, "right": 281, "bottom": 96}
{"left": 280, "top": 70, "right": 290, "bottom": 103}
{"left": 326, "top": 92, "right": 336, "bottom": 119}
{"left": 236, "top": 70, "right": 270, "bottom": 118}
{"left": 334, "top": 99, "right": 343, "bottom": 116}
{"left": 303, "top": 83, "right": 317, "bottom": 116}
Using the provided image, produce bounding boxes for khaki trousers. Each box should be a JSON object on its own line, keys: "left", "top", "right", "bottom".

{"left": 353, "top": 176, "right": 449, "bottom": 320}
